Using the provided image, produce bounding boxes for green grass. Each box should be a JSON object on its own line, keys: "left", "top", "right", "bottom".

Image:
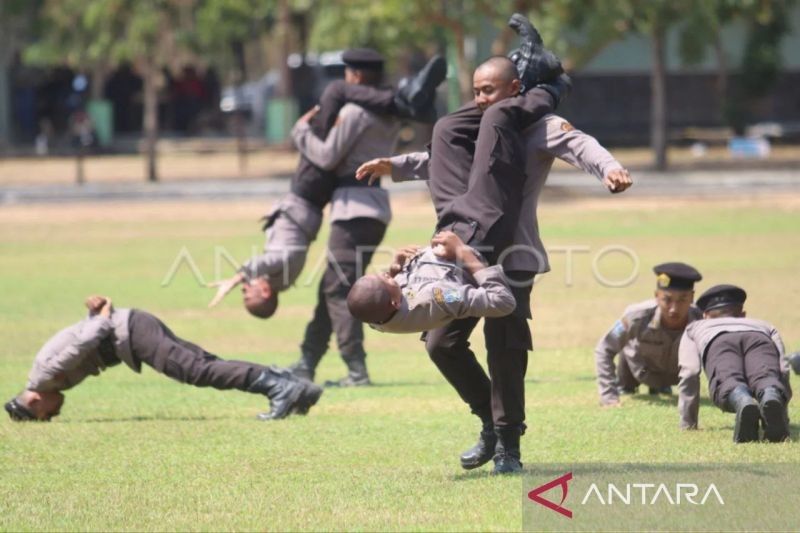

{"left": 0, "top": 196, "right": 798, "bottom": 531}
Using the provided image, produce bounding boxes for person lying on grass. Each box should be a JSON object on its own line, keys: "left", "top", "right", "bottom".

{"left": 4, "top": 296, "right": 321, "bottom": 422}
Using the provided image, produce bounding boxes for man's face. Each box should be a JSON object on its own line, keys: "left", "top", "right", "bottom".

{"left": 26, "top": 391, "right": 64, "bottom": 420}
{"left": 378, "top": 272, "right": 403, "bottom": 309}
{"left": 242, "top": 277, "right": 272, "bottom": 307}
{"left": 473, "top": 66, "right": 520, "bottom": 112}
{"left": 655, "top": 289, "right": 694, "bottom": 329}
{"left": 344, "top": 67, "right": 360, "bottom": 85}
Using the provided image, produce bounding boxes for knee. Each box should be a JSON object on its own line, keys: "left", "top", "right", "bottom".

{"left": 425, "top": 335, "right": 459, "bottom": 362}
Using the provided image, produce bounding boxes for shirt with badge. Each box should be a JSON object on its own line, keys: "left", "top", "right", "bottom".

{"left": 594, "top": 299, "right": 703, "bottom": 405}
{"left": 371, "top": 247, "right": 517, "bottom": 334}
{"left": 389, "top": 113, "right": 624, "bottom": 274}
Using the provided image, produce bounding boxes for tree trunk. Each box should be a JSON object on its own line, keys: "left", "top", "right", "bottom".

{"left": 453, "top": 25, "right": 472, "bottom": 104}
{"left": 650, "top": 22, "right": 668, "bottom": 171}
{"left": 142, "top": 61, "right": 159, "bottom": 182}
{"left": 712, "top": 26, "right": 728, "bottom": 123}
{"left": 277, "top": 0, "right": 292, "bottom": 99}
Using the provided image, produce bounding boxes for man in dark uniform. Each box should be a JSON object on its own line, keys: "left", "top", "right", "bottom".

{"left": 595, "top": 263, "right": 704, "bottom": 406}
{"left": 4, "top": 295, "right": 321, "bottom": 422}
{"left": 289, "top": 49, "right": 447, "bottom": 387}
{"left": 678, "top": 284, "right": 792, "bottom": 442}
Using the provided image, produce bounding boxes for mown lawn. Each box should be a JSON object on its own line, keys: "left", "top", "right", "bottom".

{"left": 1, "top": 193, "right": 798, "bottom": 531}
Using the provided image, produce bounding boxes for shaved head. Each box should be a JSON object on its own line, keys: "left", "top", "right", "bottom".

{"left": 347, "top": 274, "right": 397, "bottom": 324}
{"left": 475, "top": 56, "right": 518, "bottom": 83}
{"left": 473, "top": 56, "right": 521, "bottom": 111}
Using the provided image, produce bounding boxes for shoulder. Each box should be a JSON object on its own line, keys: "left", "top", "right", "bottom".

{"left": 621, "top": 299, "right": 657, "bottom": 328}
{"left": 340, "top": 103, "right": 372, "bottom": 122}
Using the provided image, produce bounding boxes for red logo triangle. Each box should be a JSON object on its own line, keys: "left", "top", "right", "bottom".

{"left": 527, "top": 472, "right": 573, "bottom": 519}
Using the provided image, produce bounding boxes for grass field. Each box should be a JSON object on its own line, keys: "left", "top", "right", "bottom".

{"left": 0, "top": 191, "right": 798, "bottom": 531}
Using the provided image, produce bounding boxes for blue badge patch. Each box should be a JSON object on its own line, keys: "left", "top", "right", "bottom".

{"left": 611, "top": 320, "right": 626, "bottom": 337}
{"left": 443, "top": 288, "right": 462, "bottom": 304}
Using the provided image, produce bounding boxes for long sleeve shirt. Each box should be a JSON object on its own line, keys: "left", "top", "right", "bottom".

{"left": 594, "top": 299, "right": 703, "bottom": 405}
{"left": 389, "top": 114, "right": 623, "bottom": 273}
{"left": 239, "top": 193, "right": 323, "bottom": 292}
{"left": 677, "top": 316, "right": 789, "bottom": 429}
{"left": 292, "top": 103, "right": 399, "bottom": 226}
{"left": 26, "top": 308, "right": 137, "bottom": 392}
{"left": 371, "top": 247, "right": 516, "bottom": 334}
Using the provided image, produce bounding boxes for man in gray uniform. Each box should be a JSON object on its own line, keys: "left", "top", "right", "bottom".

{"left": 348, "top": 231, "right": 516, "bottom": 333}
{"left": 288, "top": 48, "right": 403, "bottom": 387}
{"left": 595, "top": 263, "right": 703, "bottom": 406}
{"left": 4, "top": 296, "right": 322, "bottom": 422}
{"left": 678, "top": 284, "right": 792, "bottom": 442}
{"left": 357, "top": 54, "right": 630, "bottom": 473}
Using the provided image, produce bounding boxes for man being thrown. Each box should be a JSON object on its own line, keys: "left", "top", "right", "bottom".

{"left": 207, "top": 50, "right": 447, "bottom": 316}
{"left": 4, "top": 296, "right": 321, "bottom": 422}
{"left": 356, "top": 14, "right": 631, "bottom": 475}
{"left": 678, "top": 284, "right": 792, "bottom": 442}
{"left": 348, "top": 231, "right": 516, "bottom": 333}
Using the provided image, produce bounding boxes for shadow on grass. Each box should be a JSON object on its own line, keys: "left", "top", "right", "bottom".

{"left": 62, "top": 414, "right": 231, "bottom": 424}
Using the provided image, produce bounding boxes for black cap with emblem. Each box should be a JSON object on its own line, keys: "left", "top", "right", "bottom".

{"left": 342, "top": 48, "right": 384, "bottom": 71}
{"left": 653, "top": 262, "right": 702, "bottom": 291}
{"left": 695, "top": 284, "right": 747, "bottom": 312}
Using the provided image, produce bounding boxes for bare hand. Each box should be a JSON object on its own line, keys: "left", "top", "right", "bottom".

{"left": 430, "top": 231, "right": 466, "bottom": 262}
{"left": 355, "top": 158, "right": 392, "bottom": 186}
{"left": 602, "top": 168, "right": 632, "bottom": 194}
{"left": 99, "top": 298, "right": 113, "bottom": 318}
{"left": 388, "top": 245, "right": 420, "bottom": 276}
{"left": 207, "top": 273, "right": 244, "bottom": 308}
{"left": 297, "top": 105, "right": 320, "bottom": 125}
{"left": 85, "top": 295, "right": 108, "bottom": 315}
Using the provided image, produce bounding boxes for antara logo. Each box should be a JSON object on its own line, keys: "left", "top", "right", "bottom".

{"left": 528, "top": 473, "right": 725, "bottom": 519}
{"left": 528, "top": 472, "right": 573, "bottom": 518}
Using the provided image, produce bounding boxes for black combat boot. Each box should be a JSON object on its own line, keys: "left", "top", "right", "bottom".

{"left": 492, "top": 425, "right": 525, "bottom": 475}
{"left": 507, "top": 13, "right": 563, "bottom": 94}
{"left": 288, "top": 350, "right": 323, "bottom": 382}
{"left": 726, "top": 384, "right": 760, "bottom": 443}
{"left": 618, "top": 385, "right": 638, "bottom": 395}
{"left": 393, "top": 55, "right": 447, "bottom": 122}
{"left": 249, "top": 367, "right": 323, "bottom": 421}
{"left": 324, "top": 358, "right": 371, "bottom": 387}
{"left": 758, "top": 386, "right": 790, "bottom": 442}
{"left": 460, "top": 421, "right": 497, "bottom": 470}
{"left": 648, "top": 386, "right": 673, "bottom": 395}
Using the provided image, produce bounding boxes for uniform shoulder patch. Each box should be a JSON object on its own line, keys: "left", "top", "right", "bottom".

{"left": 612, "top": 320, "right": 627, "bottom": 337}
{"left": 433, "top": 287, "right": 444, "bottom": 304}
{"left": 560, "top": 121, "right": 574, "bottom": 132}
{"left": 443, "top": 288, "right": 462, "bottom": 304}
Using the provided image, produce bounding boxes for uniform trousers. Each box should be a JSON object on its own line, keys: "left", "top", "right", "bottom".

{"left": 128, "top": 310, "right": 265, "bottom": 390}
{"left": 424, "top": 271, "right": 535, "bottom": 428}
{"left": 705, "top": 331, "right": 791, "bottom": 410}
{"left": 300, "top": 218, "right": 387, "bottom": 369}
{"left": 617, "top": 355, "right": 679, "bottom": 390}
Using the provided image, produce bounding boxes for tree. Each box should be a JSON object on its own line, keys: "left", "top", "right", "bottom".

{"left": 28, "top": 0, "right": 193, "bottom": 182}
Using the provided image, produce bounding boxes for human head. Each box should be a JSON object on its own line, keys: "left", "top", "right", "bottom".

{"left": 5, "top": 390, "right": 64, "bottom": 421}
{"left": 473, "top": 56, "right": 521, "bottom": 112}
{"left": 652, "top": 262, "right": 702, "bottom": 329}
{"left": 347, "top": 272, "right": 402, "bottom": 324}
{"left": 342, "top": 48, "right": 384, "bottom": 87}
{"left": 696, "top": 284, "right": 747, "bottom": 319}
{"left": 242, "top": 277, "right": 279, "bottom": 319}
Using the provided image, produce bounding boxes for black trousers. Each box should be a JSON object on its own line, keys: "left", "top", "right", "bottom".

{"left": 300, "top": 218, "right": 387, "bottom": 368}
{"left": 291, "top": 81, "right": 395, "bottom": 208}
{"left": 705, "top": 331, "right": 791, "bottom": 410}
{"left": 424, "top": 271, "right": 535, "bottom": 428}
{"left": 430, "top": 90, "right": 554, "bottom": 261}
{"left": 128, "top": 310, "right": 266, "bottom": 391}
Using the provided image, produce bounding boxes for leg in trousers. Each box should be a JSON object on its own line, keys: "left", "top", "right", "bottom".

{"left": 295, "top": 280, "right": 333, "bottom": 380}
{"left": 129, "top": 311, "right": 264, "bottom": 390}
{"left": 323, "top": 218, "right": 387, "bottom": 385}
{"left": 617, "top": 356, "right": 640, "bottom": 393}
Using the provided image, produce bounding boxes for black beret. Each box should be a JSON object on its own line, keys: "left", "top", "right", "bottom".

{"left": 342, "top": 48, "right": 384, "bottom": 70}
{"left": 653, "top": 262, "right": 702, "bottom": 290}
{"left": 696, "top": 284, "right": 747, "bottom": 312}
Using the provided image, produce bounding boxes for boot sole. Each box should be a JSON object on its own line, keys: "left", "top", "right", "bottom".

{"left": 761, "top": 399, "right": 789, "bottom": 442}
{"left": 292, "top": 382, "right": 324, "bottom": 416}
{"left": 460, "top": 454, "right": 495, "bottom": 470}
{"left": 734, "top": 403, "right": 760, "bottom": 443}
